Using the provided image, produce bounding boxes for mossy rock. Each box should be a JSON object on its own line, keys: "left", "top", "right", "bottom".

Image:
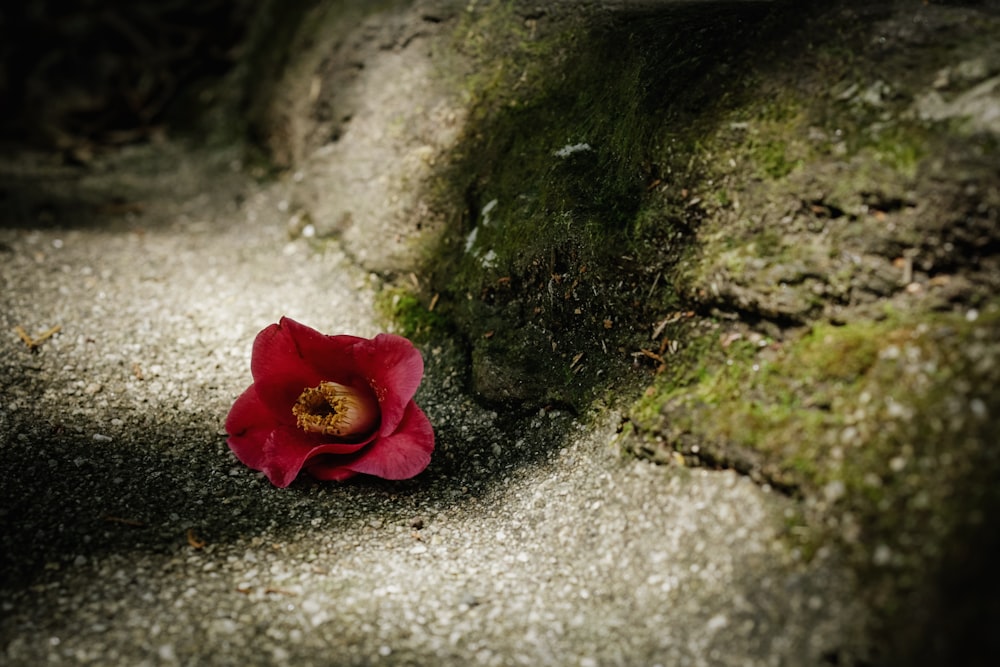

{"left": 614, "top": 2, "right": 1000, "bottom": 663}
{"left": 421, "top": 0, "right": 784, "bottom": 407}
{"left": 245, "top": 1, "right": 1000, "bottom": 661}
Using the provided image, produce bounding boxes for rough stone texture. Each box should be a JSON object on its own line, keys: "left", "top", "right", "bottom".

{"left": 682, "top": 4, "right": 1000, "bottom": 325}
{"left": 249, "top": 1, "right": 469, "bottom": 275}
{"left": 621, "top": 3, "right": 1000, "bottom": 664}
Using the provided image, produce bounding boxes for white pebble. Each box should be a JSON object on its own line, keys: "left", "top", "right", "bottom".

{"left": 873, "top": 544, "right": 893, "bottom": 566}
{"left": 706, "top": 614, "right": 728, "bottom": 631}
{"left": 823, "top": 480, "right": 846, "bottom": 503}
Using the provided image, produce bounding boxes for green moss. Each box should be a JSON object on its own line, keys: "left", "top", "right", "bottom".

{"left": 866, "top": 123, "right": 928, "bottom": 175}
{"left": 633, "top": 306, "right": 1000, "bottom": 493}
{"left": 631, "top": 314, "right": 918, "bottom": 483}
{"left": 413, "top": 3, "right": 789, "bottom": 406}
{"left": 754, "top": 138, "right": 799, "bottom": 179}
{"left": 627, "top": 302, "right": 1000, "bottom": 657}
{"left": 450, "top": 2, "right": 580, "bottom": 115}
{"left": 374, "top": 287, "right": 447, "bottom": 341}
{"left": 796, "top": 320, "right": 884, "bottom": 381}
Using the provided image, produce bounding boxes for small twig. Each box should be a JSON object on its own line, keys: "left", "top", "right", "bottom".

{"left": 186, "top": 528, "right": 206, "bottom": 550}
{"left": 14, "top": 324, "right": 61, "bottom": 351}
{"left": 647, "top": 272, "right": 661, "bottom": 299}
{"left": 13, "top": 326, "right": 33, "bottom": 348}
{"left": 236, "top": 585, "right": 300, "bottom": 597}
{"left": 633, "top": 348, "right": 668, "bottom": 374}
{"left": 650, "top": 311, "right": 695, "bottom": 341}
{"left": 636, "top": 348, "right": 665, "bottom": 364}
{"left": 264, "top": 587, "right": 299, "bottom": 596}
{"left": 35, "top": 324, "right": 62, "bottom": 344}
{"left": 651, "top": 318, "right": 669, "bottom": 341}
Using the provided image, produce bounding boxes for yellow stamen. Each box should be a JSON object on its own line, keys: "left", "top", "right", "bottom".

{"left": 292, "top": 381, "right": 378, "bottom": 437}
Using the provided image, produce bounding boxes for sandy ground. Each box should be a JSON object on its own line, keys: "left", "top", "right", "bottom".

{"left": 1, "top": 142, "right": 865, "bottom": 666}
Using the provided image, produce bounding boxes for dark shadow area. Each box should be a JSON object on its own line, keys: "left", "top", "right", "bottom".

{"left": 0, "top": 141, "right": 244, "bottom": 230}
{"left": 0, "top": 0, "right": 253, "bottom": 151}
{"left": 0, "top": 340, "right": 571, "bottom": 592}
{"left": 872, "top": 388, "right": 1000, "bottom": 667}
{"left": 0, "top": 1, "right": 257, "bottom": 233}
{"left": 891, "top": 517, "right": 1000, "bottom": 667}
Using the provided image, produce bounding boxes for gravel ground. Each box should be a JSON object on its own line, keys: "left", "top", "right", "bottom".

{"left": 1, "top": 143, "right": 866, "bottom": 666}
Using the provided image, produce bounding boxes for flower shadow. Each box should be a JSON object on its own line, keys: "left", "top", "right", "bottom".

{"left": 0, "top": 339, "right": 579, "bottom": 593}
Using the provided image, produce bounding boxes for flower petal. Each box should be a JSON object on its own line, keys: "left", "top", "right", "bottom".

{"left": 228, "top": 319, "right": 434, "bottom": 486}
{"left": 340, "top": 401, "right": 434, "bottom": 480}
{"left": 259, "top": 426, "right": 373, "bottom": 488}
{"left": 351, "top": 333, "right": 425, "bottom": 436}
{"left": 251, "top": 317, "right": 366, "bottom": 419}
{"left": 224, "top": 385, "right": 273, "bottom": 471}
{"left": 305, "top": 461, "right": 359, "bottom": 482}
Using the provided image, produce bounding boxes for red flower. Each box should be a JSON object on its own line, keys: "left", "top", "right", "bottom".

{"left": 225, "top": 317, "right": 434, "bottom": 487}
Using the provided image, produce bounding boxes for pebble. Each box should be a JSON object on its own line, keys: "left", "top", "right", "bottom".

{"left": 823, "top": 480, "right": 846, "bottom": 504}
{"left": 706, "top": 614, "right": 729, "bottom": 631}
{"left": 872, "top": 545, "right": 893, "bottom": 566}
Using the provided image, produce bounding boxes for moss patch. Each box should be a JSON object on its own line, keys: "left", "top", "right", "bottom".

{"left": 374, "top": 287, "right": 448, "bottom": 341}
{"left": 419, "top": 1, "right": 785, "bottom": 407}
{"left": 627, "top": 302, "right": 1000, "bottom": 663}
{"left": 615, "top": 2, "right": 1000, "bottom": 658}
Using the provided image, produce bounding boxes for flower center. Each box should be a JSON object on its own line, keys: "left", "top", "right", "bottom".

{"left": 292, "top": 381, "right": 379, "bottom": 437}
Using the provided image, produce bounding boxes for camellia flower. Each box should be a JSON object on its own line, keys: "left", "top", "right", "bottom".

{"left": 225, "top": 317, "right": 434, "bottom": 487}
